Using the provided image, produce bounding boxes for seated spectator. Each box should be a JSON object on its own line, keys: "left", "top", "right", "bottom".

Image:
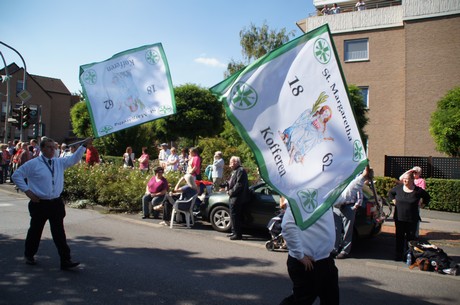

{"left": 161, "top": 174, "right": 198, "bottom": 225}
{"left": 331, "top": 3, "right": 341, "bottom": 14}
{"left": 141, "top": 166, "right": 169, "bottom": 219}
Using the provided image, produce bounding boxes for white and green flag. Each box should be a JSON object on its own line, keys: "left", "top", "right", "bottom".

{"left": 79, "top": 43, "right": 176, "bottom": 137}
{"left": 210, "top": 24, "right": 367, "bottom": 229}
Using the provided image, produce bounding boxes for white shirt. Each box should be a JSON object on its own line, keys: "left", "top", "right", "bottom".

{"left": 282, "top": 173, "right": 366, "bottom": 261}
{"left": 12, "top": 146, "right": 86, "bottom": 200}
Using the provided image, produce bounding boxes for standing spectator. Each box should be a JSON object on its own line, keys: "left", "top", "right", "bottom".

{"left": 66, "top": 145, "right": 77, "bottom": 157}
{"left": 332, "top": 174, "right": 366, "bottom": 259}
{"left": 158, "top": 143, "right": 170, "bottom": 169}
{"left": 401, "top": 166, "right": 426, "bottom": 190}
{"left": 399, "top": 166, "right": 427, "bottom": 237}
{"left": 123, "top": 146, "right": 135, "bottom": 168}
{"left": 331, "top": 3, "right": 341, "bottom": 14}
{"left": 12, "top": 136, "right": 91, "bottom": 269}
{"left": 8, "top": 140, "right": 18, "bottom": 181}
{"left": 141, "top": 166, "right": 169, "bottom": 219}
{"left": 280, "top": 166, "right": 370, "bottom": 305}
{"left": 166, "top": 147, "right": 179, "bottom": 172}
{"left": 138, "top": 147, "right": 150, "bottom": 173}
{"left": 225, "top": 156, "right": 250, "bottom": 240}
{"left": 389, "top": 170, "right": 430, "bottom": 261}
{"left": 59, "top": 144, "right": 69, "bottom": 157}
{"left": 178, "top": 148, "right": 189, "bottom": 174}
{"left": 54, "top": 142, "right": 61, "bottom": 158}
{"left": 85, "top": 138, "right": 100, "bottom": 166}
{"left": 356, "top": 0, "right": 366, "bottom": 11}
{"left": 211, "top": 151, "right": 224, "bottom": 192}
{"left": 321, "top": 4, "right": 331, "bottom": 15}
{"left": 30, "top": 139, "right": 40, "bottom": 158}
{"left": 187, "top": 147, "right": 202, "bottom": 180}
{"left": 1, "top": 144, "right": 11, "bottom": 184}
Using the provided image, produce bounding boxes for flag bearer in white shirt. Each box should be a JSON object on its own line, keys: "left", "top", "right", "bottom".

{"left": 12, "top": 136, "right": 91, "bottom": 270}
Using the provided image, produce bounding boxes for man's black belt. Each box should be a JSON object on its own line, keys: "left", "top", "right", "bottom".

{"left": 39, "top": 198, "right": 61, "bottom": 203}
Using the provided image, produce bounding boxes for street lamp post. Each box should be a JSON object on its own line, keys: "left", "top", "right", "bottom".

{"left": 0, "top": 51, "right": 11, "bottom": 143}
{"left": 0, "top": 41, "right": 28, "bottom": 141}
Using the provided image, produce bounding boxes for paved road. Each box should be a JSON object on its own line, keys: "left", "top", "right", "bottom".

{"left": 1, "top": 184, "right": 459, "bottom": 305}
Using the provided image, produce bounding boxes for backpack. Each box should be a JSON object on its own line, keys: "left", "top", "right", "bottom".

{"left": 408, "top": 241, "right": 457, "bottom": 274}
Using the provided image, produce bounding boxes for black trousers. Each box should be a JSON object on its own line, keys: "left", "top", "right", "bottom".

{"left": 280, "top": 255, "right": 339, "bottom": 305}
{"left": 24, "top": 198, "right": 72, "bottom": 262}
{"left": 229, "top": 202, "right": 243, "bottom": 236}
{"left": 394, "top": 220, "right": 417, "bottom": 259}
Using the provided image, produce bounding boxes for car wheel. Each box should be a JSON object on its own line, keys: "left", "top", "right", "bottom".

{"left": 210, "top": 206, "right": 232, "bottom": 232}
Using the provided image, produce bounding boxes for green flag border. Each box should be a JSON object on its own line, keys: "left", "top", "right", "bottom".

{"left": 79, "top": 42, "right": 176, "bottom": 138}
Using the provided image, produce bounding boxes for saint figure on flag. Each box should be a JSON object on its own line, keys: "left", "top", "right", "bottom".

{"left": 279, "top": 92, "right": 334, "bottom": 164}
{"left": 109, "top": 70, "right": 145, "bottom": 113}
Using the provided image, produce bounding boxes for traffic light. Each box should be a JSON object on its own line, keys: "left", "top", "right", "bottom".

{"left": 21, "top": 106, "right": 31, "bottom": 128}
{"left": 32, "top": 124, "right": 38, "bottom": 137}
{"left": 11, "top": 108, "right": 21, "bottom": 128}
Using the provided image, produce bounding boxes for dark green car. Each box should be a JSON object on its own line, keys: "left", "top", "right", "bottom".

{"left": 200, "top": 181, "right": 389, "bottom": 238}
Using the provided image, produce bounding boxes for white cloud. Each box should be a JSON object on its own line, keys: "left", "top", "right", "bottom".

{"left": 194, "top": 57, "right": 227, "bottom": 68}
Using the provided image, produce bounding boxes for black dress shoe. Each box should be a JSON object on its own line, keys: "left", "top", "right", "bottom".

{"left": 226, "top": 233, "right": 235, "bottom": 237}
{"left": 25, "top": 256, "right": 37, "bottom": 265}
{"left": 229, "top": 235, "right": 243, "bottom": 240}
{"left": 61, "top": 260, "right": 80, "bottom": 270}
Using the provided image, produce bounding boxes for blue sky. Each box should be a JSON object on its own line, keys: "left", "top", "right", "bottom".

{"left": 1, "top": 0, "right": 316, "bottom": 94}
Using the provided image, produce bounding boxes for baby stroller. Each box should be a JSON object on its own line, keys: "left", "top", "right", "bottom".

{"left": 265, "top": 210, "right": 287, "bottom": 251}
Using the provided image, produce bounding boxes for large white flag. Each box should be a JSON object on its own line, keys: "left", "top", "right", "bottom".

{"left": 79, "top": 43, "right": 176, "bottom": 137}
{"left": 210, "top": 24, "right": 367, "bottom": 229}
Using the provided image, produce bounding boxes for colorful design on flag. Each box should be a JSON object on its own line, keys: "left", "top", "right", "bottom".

{"left": 210, "top": 24, "right": 367, "bottom": 229}
{"left": 79, "top": 43, "right": 176, "bottom": 137}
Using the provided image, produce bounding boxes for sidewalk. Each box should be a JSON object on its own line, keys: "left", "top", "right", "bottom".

{"left": 2, "top": 181, "right": 459, "bottom": 255}
{"left": 382, "top": 208, "right": 460, "bottom": 256}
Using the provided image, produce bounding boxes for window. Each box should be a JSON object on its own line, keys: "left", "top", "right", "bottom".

{"left": 359, "top": 86, "right": 369, "bottom": 108}
{"left": 16, "top": 80, "right": 24, "bottom": 95}
{"left": 344, "top": 39, "right": 368, "bottom": 61}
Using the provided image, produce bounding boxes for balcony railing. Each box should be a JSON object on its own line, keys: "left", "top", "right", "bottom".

{"left": 300, "top": 0, "right": 460, "bottom": 33}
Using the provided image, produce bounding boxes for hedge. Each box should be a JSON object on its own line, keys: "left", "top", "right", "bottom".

{"left": 62, "top": 163, "right": 460, "bottom": 213}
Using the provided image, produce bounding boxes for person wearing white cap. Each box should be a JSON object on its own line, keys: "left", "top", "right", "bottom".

{"left": 158, "top": 143, "right": 170, "bottom": 169}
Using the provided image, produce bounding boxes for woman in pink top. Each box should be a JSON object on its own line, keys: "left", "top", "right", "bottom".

{"left": 141, "top": 166, "right": 168, "bottom": 219}
{"left": 138, "top": 147, "right": 150, "bottom": 173}
{"left": 187, "top": 147, "right": 202, "bottom": 180}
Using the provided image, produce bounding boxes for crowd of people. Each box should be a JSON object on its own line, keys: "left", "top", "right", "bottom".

{"left": 7, "top": 134, "right": 435, "bottom": 305}
{"left": 0, "top": 139, "right": 72, "bottom": 186}
{"left": 319, "top": 1, "right": 366, "bottom": 15}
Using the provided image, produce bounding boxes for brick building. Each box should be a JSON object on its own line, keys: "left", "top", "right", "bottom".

{"left": 298, "top": 0, "right": 460, "bottom": 176}
{"left": 0, "top": 63, "right": 78, "bottom": 144}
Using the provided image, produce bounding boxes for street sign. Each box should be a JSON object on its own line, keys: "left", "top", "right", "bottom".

{"left": 17, "top": 89, "right": 32, "bottom": 102}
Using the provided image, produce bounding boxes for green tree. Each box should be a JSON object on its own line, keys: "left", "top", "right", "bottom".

{"left": 70, "top": 100, "right": 93, "bottom": 138}
{"left": 430, "top": 87, "right": 460, "bottom": 157}
{"left": 347, "top": 84, "right": 369, "bottom": 144}
{"left": 159, "top": 84, "right": 224, "bottom": 145}
{"left": 225, "top": 21, "right": 295, "bottom": 78}
{"left": 70, "top": 98, "right": 159, "bottom": 156}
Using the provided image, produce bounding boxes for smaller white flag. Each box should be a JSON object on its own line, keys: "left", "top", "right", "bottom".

{"left": 79, "top": 43, "right": 176, "bottom": 137}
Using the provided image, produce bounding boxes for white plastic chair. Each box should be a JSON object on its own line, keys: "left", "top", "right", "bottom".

{"left": 170, "top": 195, "right": 197, "bottom": 228}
